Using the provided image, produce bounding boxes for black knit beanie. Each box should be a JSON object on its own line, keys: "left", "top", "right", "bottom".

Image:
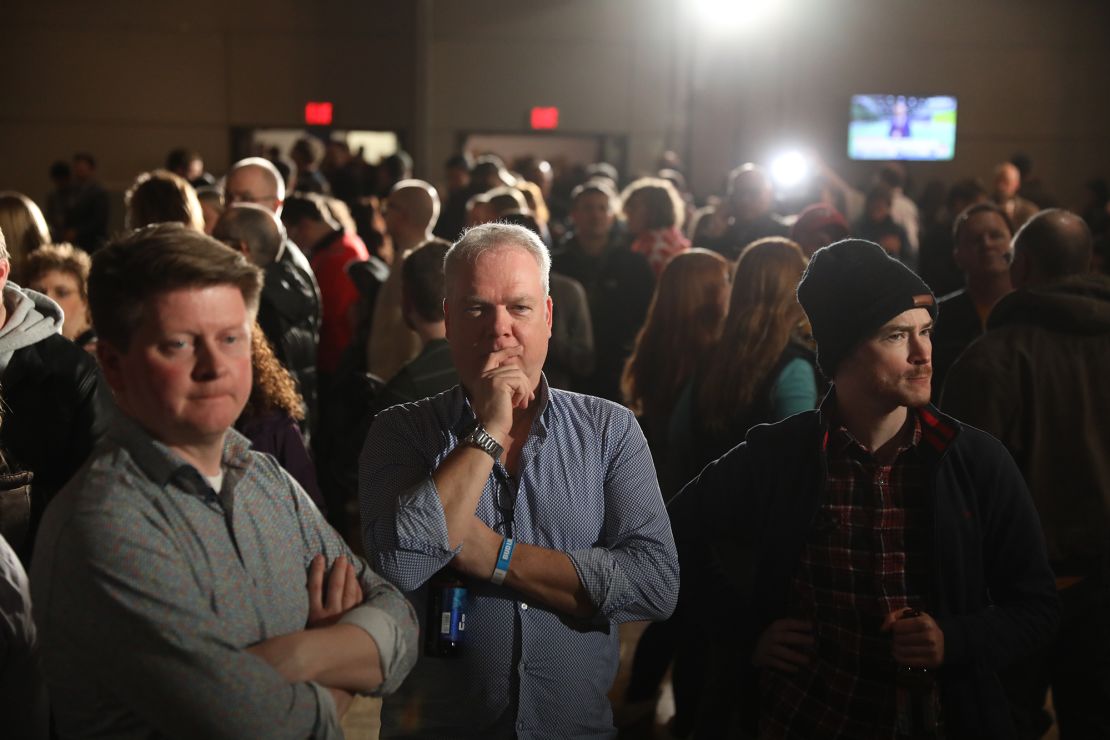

{"left": 796, "top": 239, "right": 937, "bottom": 378}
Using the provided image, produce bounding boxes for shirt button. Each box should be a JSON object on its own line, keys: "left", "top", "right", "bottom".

{"left": 520, "top": 602, "right": 529, "bottom": 610}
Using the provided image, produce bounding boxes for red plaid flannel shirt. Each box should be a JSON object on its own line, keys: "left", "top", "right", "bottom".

{"left": 759, "top": 410, "right": 938, "bottom": 739}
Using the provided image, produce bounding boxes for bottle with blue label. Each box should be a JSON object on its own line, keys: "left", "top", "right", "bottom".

{"left": 424, "top": 569, "right": 468, "bottom": 658}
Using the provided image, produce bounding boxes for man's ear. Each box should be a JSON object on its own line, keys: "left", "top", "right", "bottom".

{"left": 442, "top": 298, "right": 452, "bottom": 340}
{"left": 96, "top": 339, "right": 127, "bottom": 397}
{"left": 544, "top": 295, "right": 553, "bottom": 336}
{"left": 0, "top": 258, "right": 10, "bottom": 292}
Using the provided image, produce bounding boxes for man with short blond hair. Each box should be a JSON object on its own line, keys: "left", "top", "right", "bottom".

{"left": 360, "top": 223, "right": 678, "bottom": 738}
{"left": 32, "top": 223, "right": 417, "bottom": 739}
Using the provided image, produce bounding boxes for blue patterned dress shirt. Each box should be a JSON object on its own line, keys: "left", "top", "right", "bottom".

{"left": 360, "top": 379, "right": 679, "bottom": 739}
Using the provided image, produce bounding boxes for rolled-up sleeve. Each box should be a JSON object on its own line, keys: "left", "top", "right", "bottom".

{"left": 359, "top": 407, "right": 461, "bottom": 592}
{"left": 294, "top": 479, "right": 420, "bottom": 696}
{"left": 567, "top": 407, "right": 679, "bottom": 623}
{"left": 33, "top": 510, "right": 344, "bottom": 740}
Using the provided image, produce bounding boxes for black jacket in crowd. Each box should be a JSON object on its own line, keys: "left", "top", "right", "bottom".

{"left": 551, "top": 233, "right": 655, "bottom": 403}
{"left": 1, "top": 333, "right": 107, "bottom": 561}
{"left": 669, "top": 399, "right": 1059, "bottom": 739}
{"left": 257, "top": 241, "right": 322, "bottom": 435}
{"left": 931, "top": 288, "right": 983, "bottom": 402}
{"left": 942, "top": 273, "right": 1110, "bottom": 575}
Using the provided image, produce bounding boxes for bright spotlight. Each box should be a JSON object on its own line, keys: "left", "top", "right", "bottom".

{"left": 770, "top": 150, "right": 809, "bottom": 189}
{"left": 693, "top": 0, "right": 781, "bottom": 32}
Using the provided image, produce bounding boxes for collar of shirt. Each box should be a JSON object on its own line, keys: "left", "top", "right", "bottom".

{"left": 106, "top": 409, "right": 253, "bottom": 496}
{"left": 826, "top": 412, "right": 924, "bottom": 462}
{"left": 816, "top": 388, "right": 954, "bottom": 463}
{"left": 818, "top": 389, "right": 925, "bottom": 460}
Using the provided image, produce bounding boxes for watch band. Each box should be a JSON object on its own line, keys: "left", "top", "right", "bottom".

{"left": 491, "top": 537, "right": 515, "bottom": 585}
{"left": 459, "top": 420, "right": 504, "bottom": 461}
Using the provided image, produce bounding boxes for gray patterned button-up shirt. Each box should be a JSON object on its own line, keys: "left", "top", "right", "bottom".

{"left": 360, "top": 380, "right": 679, "bottom": 739}
{"left": 31, "top": 413, "right": 418, "bottom": 739}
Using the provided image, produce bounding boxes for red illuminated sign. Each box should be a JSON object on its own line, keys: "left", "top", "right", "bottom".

{"left": 304, "top": 101, "right": 333, "bottom": 126}
{"left": 530, "top": 106, "right": 559, "bottom": 130}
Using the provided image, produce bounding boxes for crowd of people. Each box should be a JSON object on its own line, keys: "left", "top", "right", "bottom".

{"left": 0, "top": 136, "right": 1107, "bottom": 739}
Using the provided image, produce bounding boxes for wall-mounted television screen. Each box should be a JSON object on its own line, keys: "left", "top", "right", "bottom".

{"left": 848, "top": 94, "right": 957, "bottom": 161}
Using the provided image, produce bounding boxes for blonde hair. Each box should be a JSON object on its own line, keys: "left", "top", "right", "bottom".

{"left": 515, "top": 179, "right": 550, "bottom": 225}
{"left": 24, "top": 243, "right": 92, "bottom": 301}
{"left": 0, "top": 192, "right": 50, "bottom": 281}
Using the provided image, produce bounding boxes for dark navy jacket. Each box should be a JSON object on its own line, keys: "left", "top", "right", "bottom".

{"left": 669, "top": 400, "right": 1059, "bottom": 738}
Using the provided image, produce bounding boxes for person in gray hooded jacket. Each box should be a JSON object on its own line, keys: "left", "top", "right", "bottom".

{"left": 0, "top": 225, "right": 105, "bottom": 561}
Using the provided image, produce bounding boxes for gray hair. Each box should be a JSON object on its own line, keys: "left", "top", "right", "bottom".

{"left": 444, "top": 223, "right": 551, "bottom": 297}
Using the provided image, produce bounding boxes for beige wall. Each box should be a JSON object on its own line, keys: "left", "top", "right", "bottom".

{"left": 3, "top": 0, "right": 1108, "bottom": 209}
{"left": 423, "top": 0, "right": 682, "bottom": 190}
{"left": 683, "top": 0, "right": 1110, "bottom": 203}
{"left": 3, "top": 1, "right": 415, "bottom": 204}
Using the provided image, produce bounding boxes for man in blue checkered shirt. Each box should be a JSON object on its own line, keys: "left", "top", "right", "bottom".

{"left": 360, "top": 222, "right": 679, "bottom": 739}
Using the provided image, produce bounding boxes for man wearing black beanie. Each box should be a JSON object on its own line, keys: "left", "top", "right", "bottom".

{"left": 670, "top": 239, "right": 1058, "bottom": 738}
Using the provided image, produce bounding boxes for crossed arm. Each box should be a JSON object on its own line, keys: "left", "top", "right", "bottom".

{"left": 360, "top": 361, "right": 679, "bottom": 624}
{"left": 43, "top": 481, "right": 417, "bottom": 738}
{"left": 246, "top": 555, "right": 382, "bottom": 714}
{"left": 430, "top": 442, "right": 596, "bottom": 618}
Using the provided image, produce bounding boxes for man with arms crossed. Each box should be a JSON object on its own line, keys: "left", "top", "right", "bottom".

{"left": 32, "top": 224, "right": 418, "bottom": 738}
{"left": 360, "top": 223, "right": 679, "bottom": 738}
{"left": 671, "top": 239, "right": 1058, "bottom": 738}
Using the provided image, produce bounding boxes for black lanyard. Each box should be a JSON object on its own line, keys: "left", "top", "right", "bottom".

{"left": 490, "top": 465, "right": 517, "bottom": 540}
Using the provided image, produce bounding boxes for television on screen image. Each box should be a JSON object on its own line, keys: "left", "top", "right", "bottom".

{"left": 848, "top": 94, "right": 957, "bottom": 161}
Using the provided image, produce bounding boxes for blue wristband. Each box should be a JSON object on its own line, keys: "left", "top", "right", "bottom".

{"left": 491, "top": 537, "right": 515, "bottom": 585}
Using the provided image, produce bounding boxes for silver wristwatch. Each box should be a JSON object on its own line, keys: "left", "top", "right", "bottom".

{"left": 459, "top": 420, "right": 504, "bottom": 461}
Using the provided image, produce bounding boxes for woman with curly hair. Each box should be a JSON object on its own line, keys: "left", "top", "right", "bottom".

{"left": 235, "top": 325, "right": 324, "bottom": 511}
{"left": 622, "top": 176, "right": 691, "bottom": 278}
{"left": 621, "top": 248, "right": 730, "bottom": 482}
